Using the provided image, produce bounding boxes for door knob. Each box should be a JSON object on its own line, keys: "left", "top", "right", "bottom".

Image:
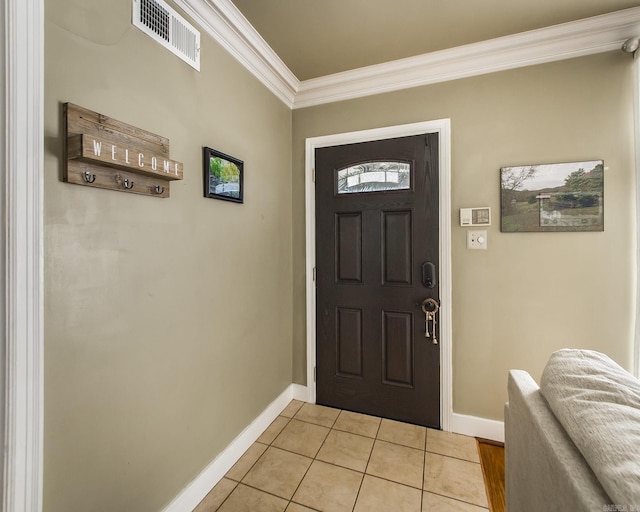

{"left": 421, "top": 298, "right": 440, "bottom": 344}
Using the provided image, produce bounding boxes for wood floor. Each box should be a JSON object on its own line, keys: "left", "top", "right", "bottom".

{"left": 477, "top": 439, "right": 505, "bottom": 512}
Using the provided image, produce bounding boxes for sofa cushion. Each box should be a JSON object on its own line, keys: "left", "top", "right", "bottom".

{"left": 540, "top": 349, "right": 640, "bottom": 507}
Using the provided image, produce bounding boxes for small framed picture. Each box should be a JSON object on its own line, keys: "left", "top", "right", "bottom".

{"left": 203, "top": 147, "right": 243, "bottom": 203}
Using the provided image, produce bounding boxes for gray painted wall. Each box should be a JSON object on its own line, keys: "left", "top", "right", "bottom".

{"left": 292, "top": 52, "right": 636, "bottom": 420}
{"left": 44, "top": 1, "right": 293, "bottom": 510}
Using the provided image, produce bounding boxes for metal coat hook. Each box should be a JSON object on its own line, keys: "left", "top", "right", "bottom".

{"left": 122, "top": 178, "right": 134, "bottom": 190}
{"left": 153, "top": 185, "right": 165, "bottom": 194}
{"left": 83, "top": 171, "right": 96, "bottom": 183}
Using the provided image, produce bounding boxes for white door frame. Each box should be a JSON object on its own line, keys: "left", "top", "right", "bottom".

{"left": 304, "top": 120, "right": 453, "bottom": 431}
{"left": 2, "top": 0, "right": 45, "bottom": 511}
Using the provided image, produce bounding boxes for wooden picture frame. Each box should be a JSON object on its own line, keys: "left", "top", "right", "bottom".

{"left": 500, "top": 160, "right": 604, "bottom": 232}
{"left": 203, "top": 147, "right": 244, "bottom": 203}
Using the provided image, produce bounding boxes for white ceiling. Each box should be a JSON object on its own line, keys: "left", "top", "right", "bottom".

{"left": 231, "top": 0, "right": 640, "bottom": 80}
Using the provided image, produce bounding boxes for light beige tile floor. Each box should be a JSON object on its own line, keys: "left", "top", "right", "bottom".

{"left": 194, "top": 401, "right": 489, "bottom": 512}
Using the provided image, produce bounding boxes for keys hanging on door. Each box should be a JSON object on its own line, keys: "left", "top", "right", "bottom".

{"left": 421, "top": 298, "right": 440, "bottom": 345}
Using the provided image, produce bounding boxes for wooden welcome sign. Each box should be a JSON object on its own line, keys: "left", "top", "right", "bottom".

{"left": 64, "top": 103, "right": 183, "bottom": 198}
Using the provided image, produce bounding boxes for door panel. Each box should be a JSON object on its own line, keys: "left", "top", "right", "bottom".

{"left": 382, "top": 310, "right": 414, "bottom": 387}
{"left": 336, "top": 213, "right": 363, "bottom": 283}
{"left": 315, "top": 133, "right": 440, "bottom": 427}
{"left": 382, "top": 210, "right": 412, "bottom": 285}
{"left": 336, "top": 307, "right": 364, "bottom": 378}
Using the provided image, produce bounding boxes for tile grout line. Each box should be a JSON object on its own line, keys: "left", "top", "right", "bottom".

{"left": 423, "top": 436, "right": 491, "bottom": 509}
{"left": 210, "top": 479, "right": 238, "bottom": 512}
{"left": 284, "top": 403, "right": 339, "bottom": 511}
{"left": 350, "top": 412, "right": 384, "bottom": 512}
{"left": 273, "top": 411, "right": 312, "bottom": 511}
{"left": 426, "top": 450, "right": 484, "bottom": 464}
{"left": 214, "top": 413, "right": 297, "bottom": 512}
{"left": 227, "top": 482, "right": 291, "bottom": 507}
{"left": 421, "top": 427, "right": 428, "bottom": 511}
{"left": 426, "top": 489, "right": 491, "bottom": 510}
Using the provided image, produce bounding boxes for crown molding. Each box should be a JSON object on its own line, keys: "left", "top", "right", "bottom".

{"left": 294, "top": 7, "right": 640, "bottom": 108}
{"left": 181, "top": 2, "right": 640, "bottom": 109}
{"left": 174, "top": 0, "right": 299, "bottom": 107}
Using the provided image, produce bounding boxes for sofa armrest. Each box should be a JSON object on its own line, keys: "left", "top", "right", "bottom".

{"left": 506, "top": 370, "right": 610, "bottom": 512}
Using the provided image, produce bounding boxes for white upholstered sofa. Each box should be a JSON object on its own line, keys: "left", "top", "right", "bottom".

{"left": 505, "top": 349, "right": 640, "bottom": 512}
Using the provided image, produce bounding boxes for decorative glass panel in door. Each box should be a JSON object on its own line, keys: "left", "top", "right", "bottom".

{"left": 337, "top": 161, "right": 410, "bottom": 194}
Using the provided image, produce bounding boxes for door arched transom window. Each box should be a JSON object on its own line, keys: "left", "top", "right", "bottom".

{"left": 336, "top": 161, "right": 411, "bottom": 194}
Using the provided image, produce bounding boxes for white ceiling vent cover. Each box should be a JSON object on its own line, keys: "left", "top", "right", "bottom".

{"left": 132, "top": 0, "right": 200, "bottom": 71}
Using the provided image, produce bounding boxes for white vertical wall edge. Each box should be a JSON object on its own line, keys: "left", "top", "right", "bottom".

{"left": 3, "top": 0, "right": 44, "bottom": 511}
{"left": 162, "top": 384, "right": 306, "bottom": 512}
{"left": 305, "top": 120, "right": 453, "bottom": 432}
{"left": 452, "top": 414, "right": 505, "bottom": 443}
{"left": 633, "top": 51, "right": 640, "bottom": 380}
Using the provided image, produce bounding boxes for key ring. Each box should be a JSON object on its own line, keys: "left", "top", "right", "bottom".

{"left": 421, "top": 298, "right": 439, "bottom": 315}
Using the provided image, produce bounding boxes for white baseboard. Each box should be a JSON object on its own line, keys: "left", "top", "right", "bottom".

{"left": 451, "top": 413, "right": 505, "bottom": 443}
{"left": 290, "top": 383, "right": 308, "bottom": 401}
{"left": 163, "top": 384, "right": 306, "bottom": 512}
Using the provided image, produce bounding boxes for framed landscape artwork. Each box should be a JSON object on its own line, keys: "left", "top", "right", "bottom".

{"left": 203, "top": 147, "right": 243, "bottom": 203}
{"left": 500, "top": 160, "right": 604, "bottom": 232}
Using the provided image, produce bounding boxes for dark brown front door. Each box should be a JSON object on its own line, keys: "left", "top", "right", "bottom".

{"left": 315, "top": 133, "right": 440, "bottom": 428}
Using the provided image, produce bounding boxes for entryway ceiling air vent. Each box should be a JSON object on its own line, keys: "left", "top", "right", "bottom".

{"left": 132, "top": 0, "right": 200, "bottom": 71}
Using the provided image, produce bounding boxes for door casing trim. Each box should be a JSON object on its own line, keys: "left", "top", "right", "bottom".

{"left": 304, "top": 120, "right": 452, "bottom": 431}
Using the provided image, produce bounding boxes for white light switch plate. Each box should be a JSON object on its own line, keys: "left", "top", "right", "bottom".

{"left": 467, "top": 230, "right": 488, "bottom": 250}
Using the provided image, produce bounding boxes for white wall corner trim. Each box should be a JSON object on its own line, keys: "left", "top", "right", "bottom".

{"left": 162, "top": 384, "right": 305, "bottom": 512}
{"left": 452, "top": 414, "right": 505, "bottom": 443}
{"left": 179, "top": 1, "right": 640, "bottom": 109}
{"left": 3, "top": 0, "right": 45, "bottom": 511}
{"left": 176, "top": 0, "right": 299, "bottom": 107}
{"left": 304, "top": 120, "right": 453, "bottom": 432}
{"left": 633, "top": 51, "right": 640, "bottom": 380}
